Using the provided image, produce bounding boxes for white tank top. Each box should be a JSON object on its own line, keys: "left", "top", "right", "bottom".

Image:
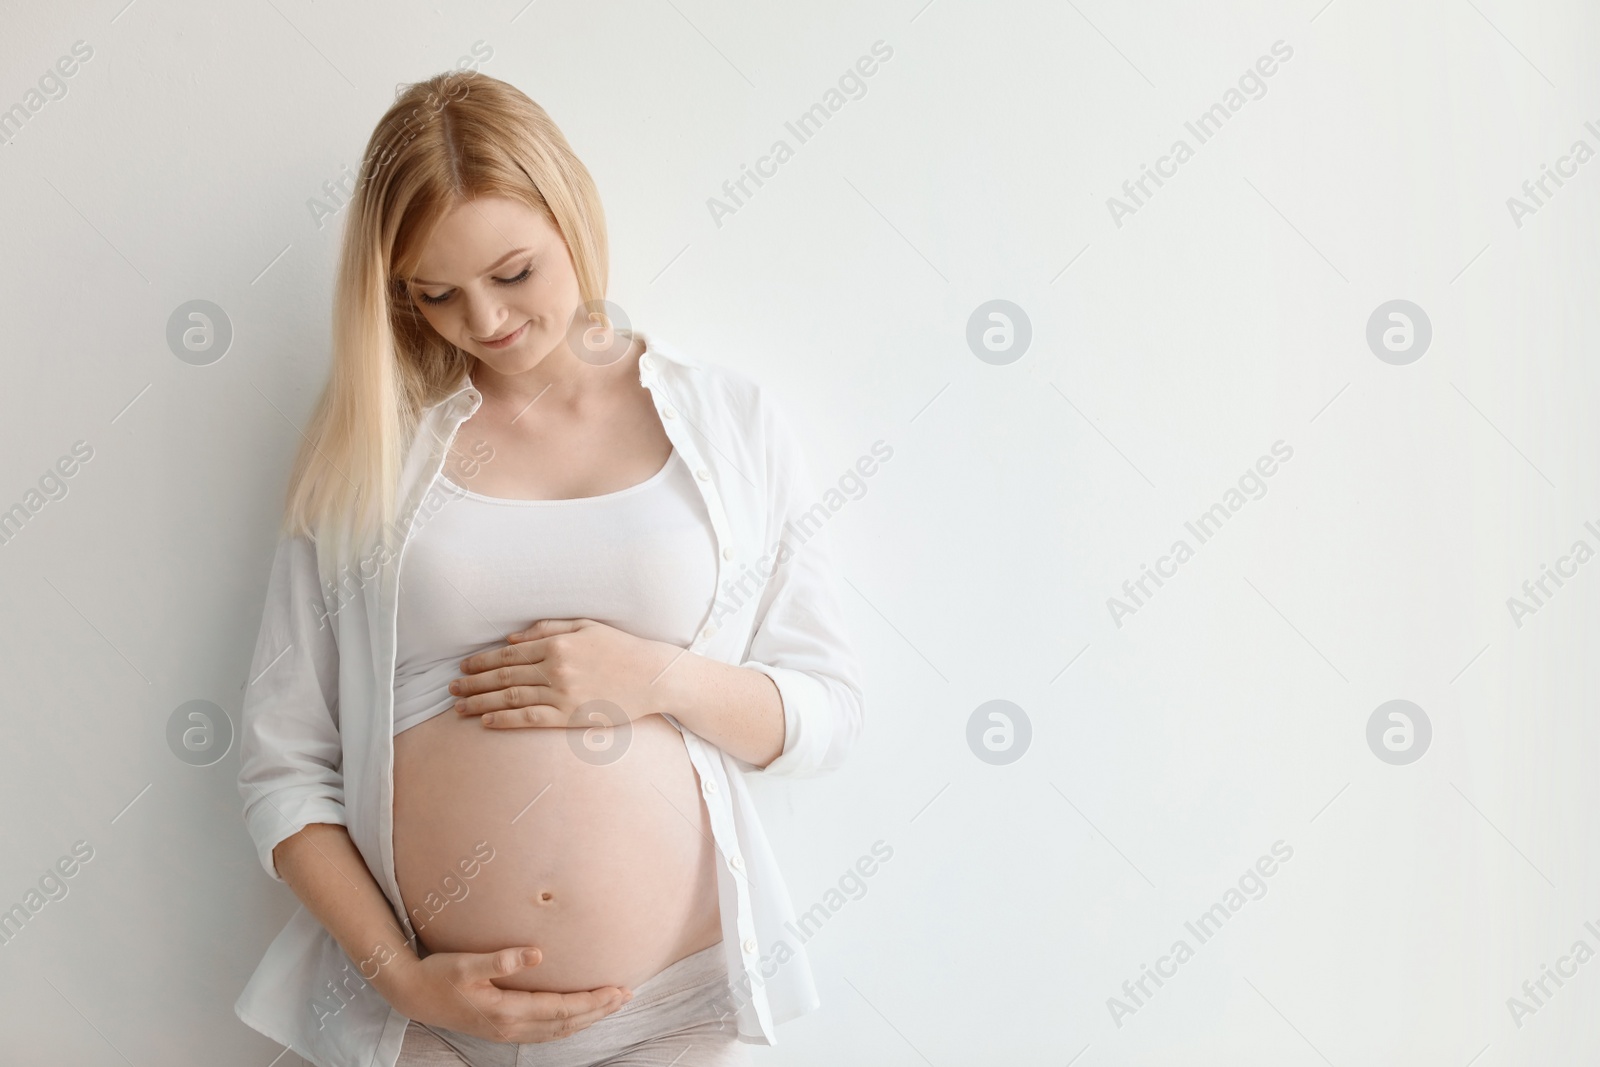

{"left": 392, "top": 447, "right": 717, "bottom": 735}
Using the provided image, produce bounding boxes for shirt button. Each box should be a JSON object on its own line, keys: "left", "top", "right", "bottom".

{"left": 696, "top": 468, "right": 709, "bottom": 481}
{"left": 742, "top": 938, "right": 758, "bottom": 954}
{"left": 729, "top": 854, "right": 744, "bottom": 871}
{"left": 721, "top": 547, "right": 734, "bottom": 561}
{"left": 662, "top": 406, "right": 677, "bottom": 419}
{"left": 701, "top": 624, "right": 717, "bottom": 640}
{"left": 640, "top": 354, "right": 655, "bottom": 371}
{"left": 703, "top": 777, "right": 718, "bottom": 794}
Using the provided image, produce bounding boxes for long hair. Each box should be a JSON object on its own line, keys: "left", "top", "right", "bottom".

{"left": 280, "top": 70, "right": 612, "bottom": 571}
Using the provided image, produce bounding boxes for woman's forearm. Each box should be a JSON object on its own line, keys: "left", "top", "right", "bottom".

{"left": 272, "top": 823, "right": 419, "bottom": 1000}
{"left": 654, "top": 653, "right": 785, "bottom": 767}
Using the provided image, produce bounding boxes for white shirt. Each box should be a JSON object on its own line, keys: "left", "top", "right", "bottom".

{"left": 233, "top": 334, "right": 865, "bottom": 1067}
{"left": 392, "top": 446, "right": 717, "bottom": 735}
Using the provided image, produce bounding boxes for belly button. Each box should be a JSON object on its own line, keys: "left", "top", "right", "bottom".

{"left": 535, "top": 891, "right": 555, "bottom": 904}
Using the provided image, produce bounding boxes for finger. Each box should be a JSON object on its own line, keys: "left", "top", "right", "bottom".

{"left": 456, "top": 659, "right": 556, "bottom": 698}
{"left": 482, "top": 984, "right": 629, "bottom": 1038}
{"left": 459, "top": 639, "right": 541, "bottom": 675}
{"left": 535, "top": 996, "right": 633, "bottom": 1039}
{"left": 453, "top": 650, "right": 536, "bottom": 689}
{"left": 455, "top": 683, "right": 553, "bottom": 718}
{"left": 468, "top": 946, "right": 542, "bottom": 982}
{"left": 518, "top": 986, "right": 631, "bottom": 1021}
{"left": 508, "top": 618, "right": 588, "bottom": 645}
{"left": 452, "top": 669, "right": 545, "bottom": 707}
{"left": 482, "top": 704, "right": 563, "bottom": 728}
{"left": 505, "top": 619, "right": 553, "bottom": 643}
{"left": 499, "top": 1000, "right": 629, "bottom": 1043}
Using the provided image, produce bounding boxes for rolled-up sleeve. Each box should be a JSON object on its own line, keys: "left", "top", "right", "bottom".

{"left": 739, "top": 389, "right": 865, "bottom": 778}
{"left": 237, "top": 533, "right": 346, "bottom": 881}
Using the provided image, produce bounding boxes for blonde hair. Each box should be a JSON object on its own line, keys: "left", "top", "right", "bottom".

{"left": 281, "top": 70, "right": 612, "bottom": 570}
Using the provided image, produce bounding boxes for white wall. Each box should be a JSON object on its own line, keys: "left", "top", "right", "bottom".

{"left": 0, "top": 0, "right": 1596, "bottom": 1063}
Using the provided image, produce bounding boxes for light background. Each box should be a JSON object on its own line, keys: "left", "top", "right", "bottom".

{"left": 0, "top": 0, "right": 1596, "bottom": 1064}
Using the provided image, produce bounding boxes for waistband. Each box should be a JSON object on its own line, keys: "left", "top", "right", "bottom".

{"left": 617, "top": 940, "right": 729, "bottom": 1008}
{"left": 417, "top": 940, "right": 734, "bottom": 1063}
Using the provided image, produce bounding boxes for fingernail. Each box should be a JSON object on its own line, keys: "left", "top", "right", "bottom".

{"left": 483, "top": 713, "right": 496, "bottom": 725}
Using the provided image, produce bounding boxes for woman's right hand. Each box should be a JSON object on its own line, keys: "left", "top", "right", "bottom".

{"left": 387, "top": 946, "right": 633, "bottom": 1043}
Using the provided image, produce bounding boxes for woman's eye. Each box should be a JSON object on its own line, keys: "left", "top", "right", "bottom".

{"left": 415, "top": 264, "right": 534, "bottom": 307}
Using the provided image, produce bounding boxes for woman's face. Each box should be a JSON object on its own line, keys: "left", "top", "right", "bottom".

{"left": 403, "top": 194, "right": 583, "bottom": 375}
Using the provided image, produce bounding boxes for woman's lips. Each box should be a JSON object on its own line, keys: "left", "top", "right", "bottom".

{"left": 478, "top": 321, "right": 528, "bottom": 349}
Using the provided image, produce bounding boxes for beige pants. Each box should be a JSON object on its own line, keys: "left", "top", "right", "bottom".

{"left": 395, "top": 942, "right": 753, "bottom": 1067}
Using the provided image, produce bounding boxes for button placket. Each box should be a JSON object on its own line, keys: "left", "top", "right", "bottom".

{"left": 681, "top": 739, "right": 754, "bottom": 965}
{"left": 640, "top": 358, "right": 768, "bottom": 1005}
{"left": 643, "top": 374, "right": 734, "bottom": 659}
{"left": 698, "top": 757, "right": 758, "bottom": 974}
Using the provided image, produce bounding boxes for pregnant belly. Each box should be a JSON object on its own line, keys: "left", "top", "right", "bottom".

{"left": 392, "top": 709, "right": 723, "bottom": 993}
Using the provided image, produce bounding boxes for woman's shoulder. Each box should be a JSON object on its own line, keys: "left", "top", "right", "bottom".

{"left": 647, "top": 334, "right": 770, "bottom": 416}
{"left": 674, "top": 357, "right": 820, "bottom": 488}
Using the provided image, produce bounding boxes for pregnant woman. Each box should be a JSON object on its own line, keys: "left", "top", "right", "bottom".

{"left": 233, "top": 71, "right": 864, "bottom": 1067}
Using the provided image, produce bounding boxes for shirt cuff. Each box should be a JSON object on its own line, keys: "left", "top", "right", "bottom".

{"left": 741, "top": 662, "right": 830, "bottom": 777}
{"left": 244, "top": 787, "right": 348, "bottom": 882}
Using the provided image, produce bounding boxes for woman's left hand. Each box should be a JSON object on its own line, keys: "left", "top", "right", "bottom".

{"left": 450, "top": 618, "right": 685, "bottom": 729}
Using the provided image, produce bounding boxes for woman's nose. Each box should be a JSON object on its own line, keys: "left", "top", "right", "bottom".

{"left": 461, "top": 291, "right": 508, "bottom": 339}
